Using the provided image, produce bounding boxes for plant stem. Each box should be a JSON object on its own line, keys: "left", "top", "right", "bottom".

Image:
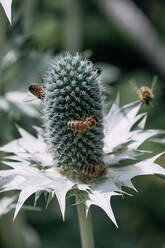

{"left": 0, "top": 4, "right": 6, "bottom": 62}
{"left": 0, "top": 4, "right": 6, "bottom": 94}
{"left": 77, "top": 203, "right": 95, "bottom": 248}
{"left": 23, "top": 0, "right": 38, "bottom": 35}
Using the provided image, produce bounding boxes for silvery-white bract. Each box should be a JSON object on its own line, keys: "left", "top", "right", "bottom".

{"left": 1, "top": 98, "right": 165, "bottom": 226}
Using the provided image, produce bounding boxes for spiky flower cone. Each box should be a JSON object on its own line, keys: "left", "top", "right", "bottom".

{"left": 43, "top": 53, "right": 105, "bottom": 176}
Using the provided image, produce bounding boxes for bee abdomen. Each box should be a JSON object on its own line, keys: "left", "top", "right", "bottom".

{"left": 67, "top": 121, "right": 75, "bottom": 130}
{"left": 80, "top": 164, "right": 107, "bottom": 177}
{"left": 39, "top": 92, "right": 45, "bottom": 100}
{"left": 67, "top": 121, "right": 86, "bottom": 132}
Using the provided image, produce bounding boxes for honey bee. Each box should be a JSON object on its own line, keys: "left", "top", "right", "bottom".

{"left": 80, "top": 164, "right": 107, "bottom": 177}
{"left": 67, "top": 115, "right": 98, "bottom": 132}
{"left": 93, "top": 66, "right": 102, "bottom": 76}
{"left": 88, "top": 61, "right": 102, "bottom": 77}
{"left": 136, "top": 76, "right": 157, "bottom": 105}
{"left": 24, "top": 85, "right": 45, "bottom": 102}
{"left": 29, "top": 85, "right": 45, "bottom": 100}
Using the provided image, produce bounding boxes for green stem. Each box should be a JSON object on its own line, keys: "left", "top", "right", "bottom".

{"left": 23, "top": 0, "right": 38, "bottom": 35}
{"left": 77, "top": 203, "right": 95, "bottom": 248}
{"left": 0, "top": 4, "right": 6, "bottom": 62}
{"left": 0, "top": 4, "right": 6, "bottom": 95}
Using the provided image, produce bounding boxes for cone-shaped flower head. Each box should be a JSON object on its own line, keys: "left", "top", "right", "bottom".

{"left": 43, "top": 53, "right": 105, "bottom": 174}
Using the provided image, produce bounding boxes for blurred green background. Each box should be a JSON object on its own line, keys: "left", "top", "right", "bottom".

{"left": 0, "top": 0, "right": 165, "bottom": 247}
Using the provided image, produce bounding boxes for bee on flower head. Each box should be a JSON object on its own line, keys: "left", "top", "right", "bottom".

{"left": 133, "top": 76, "right": 157, "bottom": 105}
{"left": 88, "top": 61, "right": 102, "bottom": 77}
{"left": 67, "top": 114, "right": 98, "bottom": 133}
{"left": 28, "top": 85, "right": 45, "bottom": 100}
{"left": 24, "top": 76, "right": 45, "bottom": 102}
{"left": 80, "top": 164, "right": 107, "bottom": 177}
{"left": 93, "top": 66, "right": 102, "bottom": 77}
{"left": 24, "top": 85, "right": 45, "bottom": 102}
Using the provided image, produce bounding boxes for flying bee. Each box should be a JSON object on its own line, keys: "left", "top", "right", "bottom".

{"left": 133, "top": 76, "right": 157, "bottom": 105}
{"left": 67, "top": 115, "right": 98, "bottom": 132}
{"left": 80, "top": 164, "right": 107, "bottom": 177}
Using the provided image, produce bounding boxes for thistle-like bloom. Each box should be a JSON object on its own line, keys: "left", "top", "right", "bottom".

{"left": 43, "top": 54, "right": 104, "bottom": 174}
{"left": 0, "top": 53, "right": 165, "bottom": 226}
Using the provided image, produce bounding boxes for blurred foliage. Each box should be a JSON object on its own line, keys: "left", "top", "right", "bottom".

{"left": 0, "top": 0, "right": 165, "bottom": 247}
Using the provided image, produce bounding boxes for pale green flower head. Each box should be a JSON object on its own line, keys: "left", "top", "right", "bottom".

{"left": 0, "top": 53, "right": 165, "bottom": 226}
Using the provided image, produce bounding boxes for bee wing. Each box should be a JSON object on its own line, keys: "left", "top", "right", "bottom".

{"left": 23, "top": 93, "right": 37, "bottom": 102}
{"left": 71, "top": 111, "right": 83, "bottom": 120}
{"left": 151, "top": 75, "right": 158, "bottom": 92}
{"left": 130, "top": 79, "right": 139, "bottom": 93}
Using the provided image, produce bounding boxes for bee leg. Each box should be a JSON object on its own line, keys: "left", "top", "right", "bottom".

{"left": 70, "top": 111, "right": 82, "bottom": 120}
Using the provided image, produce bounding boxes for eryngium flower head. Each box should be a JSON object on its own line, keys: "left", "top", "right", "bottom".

{"left": 43, "top": 53, "right": 104, "bottom": 174}
{"left": 1, "top": 53, "right": 165, "bottom": 226}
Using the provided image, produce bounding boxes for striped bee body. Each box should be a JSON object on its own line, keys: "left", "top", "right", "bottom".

{"left": 67, "top": 120, "right": 87, "bottom": 132}
{"left": 29, "top": 85, "right": 45, "bottom": 100}
{"left": 138, "top": 86, "right": 153, "bottom": 105}
{"left": 67, "top": 115, "right": 98, "bottom": 132}
{"left": 135, "top": 76, "right": 157, "bottom": 105}
{"left": 80, "top": 164, "right": 107, "bottom": 177}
